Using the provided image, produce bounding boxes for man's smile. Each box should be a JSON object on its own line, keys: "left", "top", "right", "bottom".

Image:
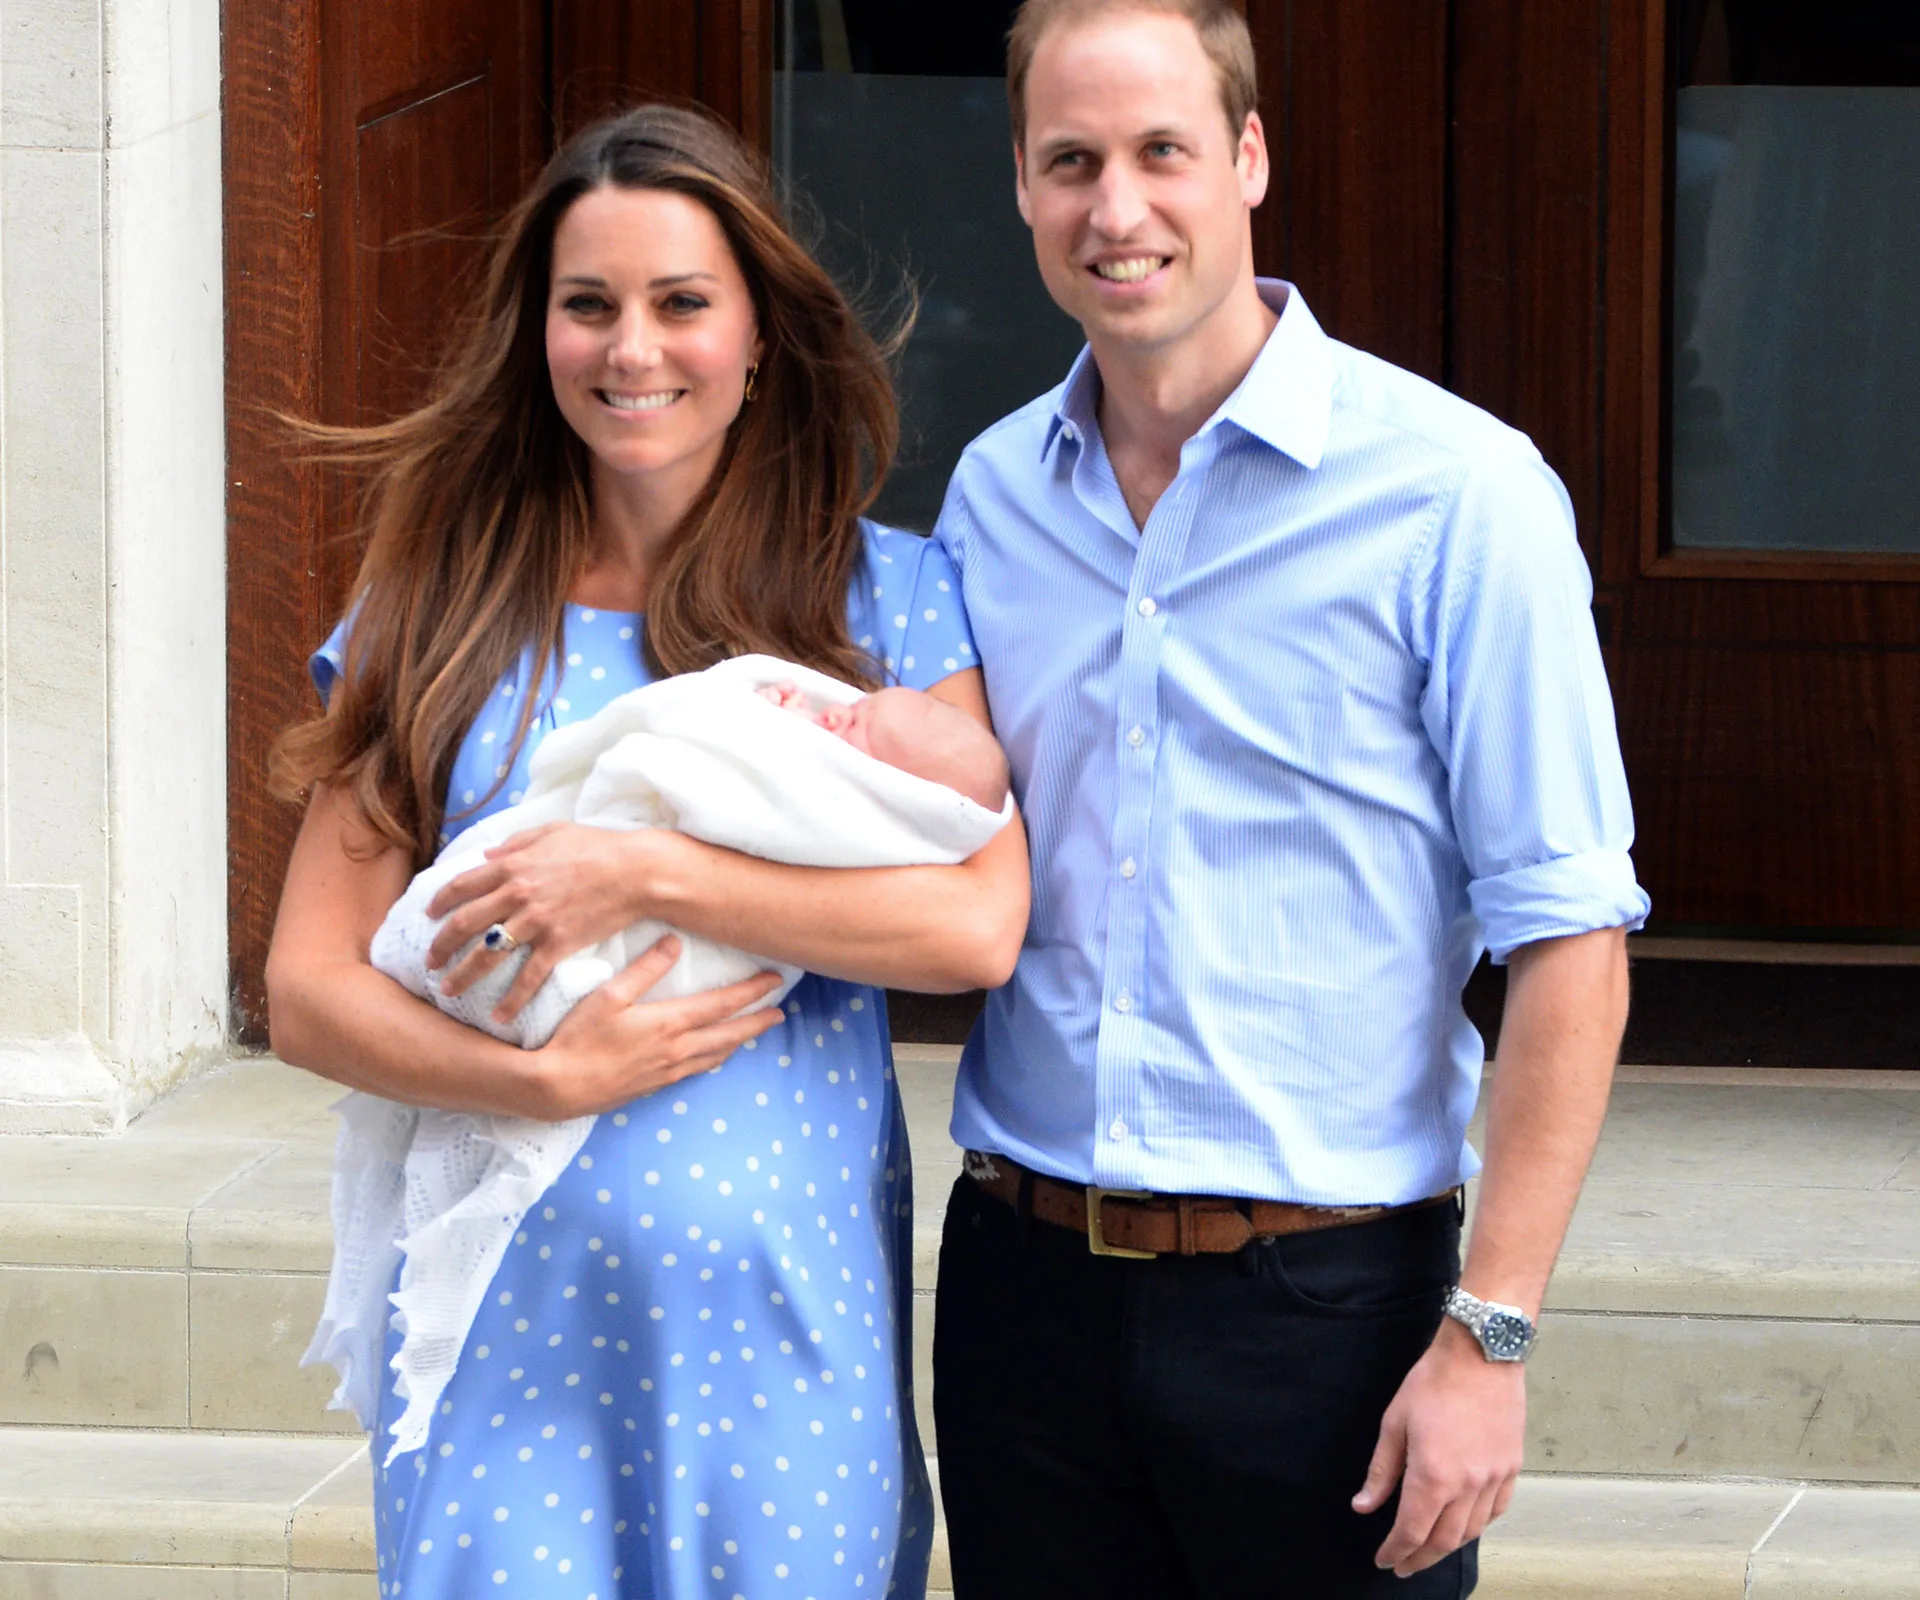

{"left": 1089, "top": 254, "right": 1172, "bottom": 284}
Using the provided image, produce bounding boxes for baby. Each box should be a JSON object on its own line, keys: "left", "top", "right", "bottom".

{"left": 371, "top": 655, "right": 1016, "bottom": 1056}
{"left": 756, "top": 680, "right": 1011, "bottom": 812}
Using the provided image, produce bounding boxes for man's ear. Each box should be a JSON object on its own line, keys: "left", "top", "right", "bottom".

{"left": 1014, "top": 142, "right": 1034, "bottom": 227}
{"left": 1237, "top": 111, "right": 1271, "bottom": 210}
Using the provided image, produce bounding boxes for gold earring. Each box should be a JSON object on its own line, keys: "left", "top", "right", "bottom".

{"left": 744, "top": 362, "right": 759, "bottom": 402}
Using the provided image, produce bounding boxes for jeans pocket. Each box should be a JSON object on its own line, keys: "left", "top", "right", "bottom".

{"left": 1259, "top": 1210, "right": 1459, "bottom": 1319}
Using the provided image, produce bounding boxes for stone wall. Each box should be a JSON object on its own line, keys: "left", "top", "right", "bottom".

{"left": 0, "top": 0, "right": 227, "bottom": 1130}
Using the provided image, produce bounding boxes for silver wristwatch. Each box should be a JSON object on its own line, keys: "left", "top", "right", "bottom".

{"left": 1442, "top": 1286, "right": 1537, "bottom": 1363}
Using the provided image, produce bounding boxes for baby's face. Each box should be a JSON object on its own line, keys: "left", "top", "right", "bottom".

{"left": 755, "top": 680, "right": 877, "bottom": 753}
{"left": 812, "top": 697, "right": 878, "bottom": 755}
{"left": 754, "top": 678, "right": 1009, "bottom": 810}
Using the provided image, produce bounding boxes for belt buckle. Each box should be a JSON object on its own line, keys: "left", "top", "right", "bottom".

{"left": 1085, "top": 1187, "right": 1157, "bottom": 1259}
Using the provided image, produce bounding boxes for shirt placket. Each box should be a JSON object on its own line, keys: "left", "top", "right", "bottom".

{"left": 1089, "top": 444, "right": 1209, "bottom": 1189}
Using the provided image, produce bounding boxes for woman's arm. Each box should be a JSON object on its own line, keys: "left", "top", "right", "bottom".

{"left": 265, "top": 782, "right": 785, "bottom": 1119}
{"left": 430, "top": 668, "right": 1031, "bottom": 1017}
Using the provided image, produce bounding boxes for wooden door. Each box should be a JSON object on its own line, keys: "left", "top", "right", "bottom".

{"left": 552, "top": 0, "right": 772, "bottom": 142}
{"left": 1452, "top": 0, "right": 1920, "bottom": 937}
{"left": 224, "top": 1, "right": 772, "bottom": 1043}
{"left": 1250, "top": 0, "right": 1920, "bottom": 939}
{"left": 1246, "top": 3, "right": 1449, "bottom": 387}
{"left": 225, "top": 0, "right": 547, "bottom": 1041}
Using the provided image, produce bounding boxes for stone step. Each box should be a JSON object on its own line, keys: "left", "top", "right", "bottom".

{"left": 3, "top": 1425, "right": 1916, "bottom": 1597}
{"left": 3, "top": 1054, "right": 1920, "bottom": 1488}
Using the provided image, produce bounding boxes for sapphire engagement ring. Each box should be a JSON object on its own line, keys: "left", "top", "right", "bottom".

{"left": 482, "top": 923, "right": 520, "bottom": 954}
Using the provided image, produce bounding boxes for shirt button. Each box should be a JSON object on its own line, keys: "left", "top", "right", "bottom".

{"left": 1137, "top": 597, "right": 1158, "bottom": 618}
{"left": 1127, "top": 726, "right": 1145, "bottom": 749}
{"left": 1119, "top": 857, "right": 1137, "bottom": 879}
{"left": 1108, "top": 1119, "right": 1128, "bottom": 1142}
{"left": 1113, "top": 990, "right": 1132, "bottom": 1014}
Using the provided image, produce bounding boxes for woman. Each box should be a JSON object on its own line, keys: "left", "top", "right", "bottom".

{"left": 266, "top": 105, "right": 1027, "bottom": 1600}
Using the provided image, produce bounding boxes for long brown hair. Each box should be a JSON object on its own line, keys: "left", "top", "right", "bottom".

{"left": 270, "top": 104, "right": 902, "bottom": 862}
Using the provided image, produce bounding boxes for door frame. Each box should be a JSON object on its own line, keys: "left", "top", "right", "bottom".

{"left": 1608, "top": 0, "right": 1920, "bottom": 586}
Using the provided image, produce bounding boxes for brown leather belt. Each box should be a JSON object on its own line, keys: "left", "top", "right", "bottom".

{"left": 962, "top": 1151, "right": 1459, "bottom": 1259}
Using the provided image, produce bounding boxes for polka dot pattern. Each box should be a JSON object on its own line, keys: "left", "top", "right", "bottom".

{"left": 312, "top": 524, "right": 974, "bottom": 1600}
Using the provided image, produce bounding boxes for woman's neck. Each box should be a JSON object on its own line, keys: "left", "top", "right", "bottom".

{"left": 571, "top": 450, "right": 715, "bottom": 612}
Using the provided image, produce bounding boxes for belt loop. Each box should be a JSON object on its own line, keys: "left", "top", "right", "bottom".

{"left": 1016, "top": 1167, "right": 1035, "bottom": 1250}
{"left": 1453, "top": 1187, "right": 1467, "bottom": 1225}
{"left": 1176, "top": 1197, "right": 1195, "bottom": 1257}
{"left": 1234, "top": 1198, "right": 1259, "bottom": 1276}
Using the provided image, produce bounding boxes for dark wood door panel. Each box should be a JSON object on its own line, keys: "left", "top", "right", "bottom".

{"left": 1448, "top": 0, "right": 1607, "bottom": 559}
{"left": 552, "top": 0, "right": 772, "bottom": 143}
{"left": 326, "top": 0, "right": 545, "bottom": 428}
{"left": 353, "top": 0, "right": 526, "bottom": 109}
{"left": 1621, "top": 646, "right": 1920, "bottom": 928}
{"left": 1246, "top": 0, "right": 1448, "bottom": 382}
{"left": 225, "top": 0, "right": 327, "bottom": 1038}
{"left": 1624, "top": 581, "right": 1920, "bottom": 652}
{"left": 353, "top": 79, "right": 504, "bottom": 425}
{"left": 553, "top": 1, "right": 697, "bottom": 134}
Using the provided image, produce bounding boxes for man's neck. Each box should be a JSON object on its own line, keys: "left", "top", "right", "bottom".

{"left": 1091, "top": 277, "right": 1279, "bottom": 528}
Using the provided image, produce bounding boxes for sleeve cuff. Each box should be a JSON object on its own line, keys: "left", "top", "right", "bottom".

{"left": 1469, "top": 850, "right": 1651, "bottom": 964}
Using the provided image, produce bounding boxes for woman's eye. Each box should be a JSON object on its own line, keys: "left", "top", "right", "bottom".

{"left": 663, "top": 293, "right": 710, "bottom": 314}
{"left": 564, "top": 293, "right": 610, "bottom": 314}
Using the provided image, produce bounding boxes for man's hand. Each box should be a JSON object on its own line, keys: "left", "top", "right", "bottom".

{"left": 1353, "top": 1315, "right": 1525, "bottom": 1576}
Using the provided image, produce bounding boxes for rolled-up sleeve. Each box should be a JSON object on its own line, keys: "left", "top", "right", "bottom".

{"left": 1414, "top": 448, "right": 1651, "bottom": 962}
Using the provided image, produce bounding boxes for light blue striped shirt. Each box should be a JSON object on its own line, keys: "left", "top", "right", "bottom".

{"left": 936, "top": 281, "right": 1649, "bottom": 1206}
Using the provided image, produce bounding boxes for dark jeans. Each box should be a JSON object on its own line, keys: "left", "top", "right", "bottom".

{"left": 932, "top": 1174, "right": 1477, "bottom": 1599}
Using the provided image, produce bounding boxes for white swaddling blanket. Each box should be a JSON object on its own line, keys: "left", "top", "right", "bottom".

{"left": 304, "top": 654, "right": 1012, "bottom": 1462}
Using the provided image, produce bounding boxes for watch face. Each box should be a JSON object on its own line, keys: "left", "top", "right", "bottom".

{"left": 1481, "top": 1311, "right": 1532, "bottom": 1361}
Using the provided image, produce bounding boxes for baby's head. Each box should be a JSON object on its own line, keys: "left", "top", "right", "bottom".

{"left": 758, "top": 681, "right": 1010, "bottom": 811}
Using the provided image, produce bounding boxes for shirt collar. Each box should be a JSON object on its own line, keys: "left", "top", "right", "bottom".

{"left": 1041, "top": 279, "right": 1335, "bottom": 471}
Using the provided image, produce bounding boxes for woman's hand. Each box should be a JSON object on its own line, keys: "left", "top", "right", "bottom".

{"left": 520, "top": 936, "right": 787, "bottom": 1120}
{"left": 428, "top": 823, "right": 699, "bottom": 1021}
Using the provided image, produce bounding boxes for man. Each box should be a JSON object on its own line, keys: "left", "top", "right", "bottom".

{"left": 929, "top": 1, "right": 1648, "bottom": 1594}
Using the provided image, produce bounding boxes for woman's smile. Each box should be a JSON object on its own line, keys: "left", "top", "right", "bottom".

{"left": 595, "top": 386, "right": 686, "bottom": 413}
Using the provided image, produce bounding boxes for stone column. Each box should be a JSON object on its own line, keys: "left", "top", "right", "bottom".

{"left": 1, "top": 0, "right": 226, "bottom": 1131}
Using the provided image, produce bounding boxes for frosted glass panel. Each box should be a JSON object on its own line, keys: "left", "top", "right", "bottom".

{"left": 1670, "top": 89, "right": 1920, "bottom": 552}
{"left": 774, "top": 10, "right": 1084, "bottom": 532}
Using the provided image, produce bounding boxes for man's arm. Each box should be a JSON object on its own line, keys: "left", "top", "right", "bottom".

{"left": 1353, "top": 924, "right": 1628, "bottom": 1576}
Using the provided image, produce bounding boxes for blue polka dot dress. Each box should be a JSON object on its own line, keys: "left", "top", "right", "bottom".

{"left": 313, "top": 524, "right": 978, "bottom": 1600}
